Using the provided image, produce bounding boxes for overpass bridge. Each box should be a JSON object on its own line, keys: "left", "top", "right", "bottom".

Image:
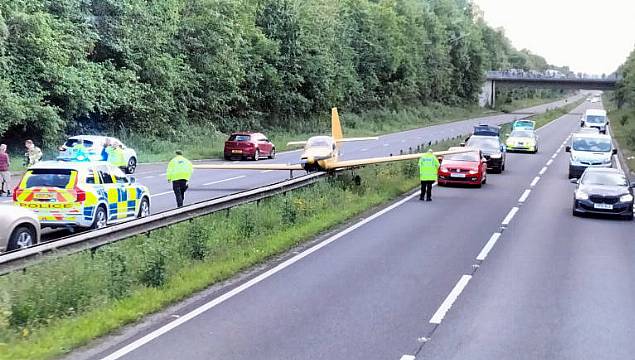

{"left": 480, "top": 71, "right": 619, "bottom": 107}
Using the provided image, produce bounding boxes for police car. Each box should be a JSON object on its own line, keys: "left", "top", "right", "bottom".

{"left": 13, "top": 161, "right": 150, "bottom": 229}
{"left": 58, "top": 136, "right": 138, "bottom": 174}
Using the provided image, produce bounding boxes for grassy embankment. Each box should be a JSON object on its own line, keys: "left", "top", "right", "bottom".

{"left": 0, "top": 100, "right": 575, "bottom": 360}
{"left": 6, "top": 96, "right": 563, "bottom": 172}
{"left": 603, "top": 96, "right": 635, "bottom": 173}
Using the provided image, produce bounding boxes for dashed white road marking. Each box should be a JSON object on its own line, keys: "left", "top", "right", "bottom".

{"left": 518, "top": 189, "right": 531, "bottom": 203}
{"left": 551, "top": 153, "right": 558, "bottom": 159}
{"left": 429, "top": 275, "right": 472, "bottom": 325}
{"left": 143, "top": 175, "right": 155, "bottom": 179}
{"left": 361, "top": 148, "right": 368, "bottom": 152}
{"left": 151, "top": 191, "right": 173, "bottom": 198}
{"left": 546, "top": 159, "right": 553, "bottom": 166}
{"left": 203, "top": 175, "right": 245, "bottom": 186}
{"left": 539, "top": 167, "right": 548, "bottom": 175}
{"left": 383, "top": 143, "right": 390, "bottom": 147}
{"left": 260, "top": 170, "right": 274, "bottom": 174}
{"left": 476, "top": 233, "right": 502, "bottom": 261}
{"left": 100, "top": 190, "right": 423, "bottom": 360}
{"left": 501, "top": 207, "right": 519, "bottom": 226}
{"left": 400, "top": 355, "right": 416, "bottom": 360}
{"left": 401, "top": 140, "right": 406, "bottom": 143}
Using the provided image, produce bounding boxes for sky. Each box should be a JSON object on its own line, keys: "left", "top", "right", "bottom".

{"left": 472, "top": 0, "right": 635, "bottom": 75}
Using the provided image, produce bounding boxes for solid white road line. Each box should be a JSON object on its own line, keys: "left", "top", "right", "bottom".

{"left": 501, "top": 207, "right": 519, "bottom": 226}
{"left": 476, "top": 233, "right": 502, "bottom": 261}
{"left": 546, "top": 159, "right": 553, "bottom": 166}
{"left": 100, "top": 191, "right": 422, "bottom": 360}
{"left": 400, "top": 355, "right": 416, "bottom": 360}
{"left": 518, "top": 189, "right": 531, "bottom": 203}
{"left": 429, "top": 275, "right": 472, "bottom": 325}
{"left": 203, "top": 175, "right": 245, "bottom": 186}
{"left": 539, "top": 167, "right": 547, "bottom": 175}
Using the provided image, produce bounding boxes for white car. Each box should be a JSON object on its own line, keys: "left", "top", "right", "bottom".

{"left": 0, "top": 204, "right": 40, "bottom": 252}
{"left": 58, "top": 135, "right": 138, "bottom": 174}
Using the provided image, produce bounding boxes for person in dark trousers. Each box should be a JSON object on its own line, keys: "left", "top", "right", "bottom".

{"left": 418, "top": 149, "right": 440, "bottom": 201}
{"left": 166, "top": 150, "right": 193, "bottom": 208}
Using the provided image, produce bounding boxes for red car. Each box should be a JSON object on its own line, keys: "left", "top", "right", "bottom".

{"left": 437, "top": 147, "right": 487, "bottom": 187}
{"left": 223, "top": 132, "right": 276, "bottom": 161}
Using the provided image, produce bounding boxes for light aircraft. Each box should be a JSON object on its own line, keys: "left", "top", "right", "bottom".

{"left": 194, "top": 108, "right": 466, "bottom": 173}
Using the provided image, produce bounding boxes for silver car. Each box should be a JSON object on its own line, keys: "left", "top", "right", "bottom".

{"left": 0, "top": 204, "right": 41, "bottom": 252}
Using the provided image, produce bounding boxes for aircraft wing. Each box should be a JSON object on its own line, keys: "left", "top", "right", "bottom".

{"left": 194, "top": 163, "right": 304, "bottom": 171}
{"left": 326, "top": 149, "right": 472, "bottom": 169}
{"left": 336, "top": 136, "right": 379, "bottom": 143}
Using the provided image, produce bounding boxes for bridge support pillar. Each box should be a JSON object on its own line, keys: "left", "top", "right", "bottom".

{"left": 479, "top": 80, "right": 495, "bottom": 108}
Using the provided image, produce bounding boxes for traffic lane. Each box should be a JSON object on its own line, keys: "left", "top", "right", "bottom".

{"left": 420, "top": 121, "right": 635, "bottom": 360}
{"left": 93, "top": 182, "right": 539, "bottom": 360}
{"left": 86, "top": 102, "right": 582, "bottom": 360}
{"left": 143, "top": 96, "right": 584, "bottom": 211}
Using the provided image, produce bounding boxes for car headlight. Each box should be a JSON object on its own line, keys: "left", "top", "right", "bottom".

{"left": 575, "top": 190, "right": 589, "bottom": 200}
{"left": 468, "top": 170, "right": 478, "bottom": 175}
{"left": 440, "top": 166, "right": 449, "bottom": 172}
{"left": 602, "top": 157, "right": 612, "bottom": 164}
{"left": 489, "top": 153, "right": 502, "bottom": 159}
{"left": 620, "top": 194, "right": 634, "bottom": 202}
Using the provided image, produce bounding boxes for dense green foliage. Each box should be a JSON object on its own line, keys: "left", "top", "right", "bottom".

{"left": 0, "top": 0, "right": 557, "bottom": 148}
{"left": 609, "top": 47, "right": 635, "bottom": 171}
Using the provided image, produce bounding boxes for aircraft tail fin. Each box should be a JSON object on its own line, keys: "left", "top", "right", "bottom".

{"left": 331, "top": 107, "right": 344, "bottom": 141}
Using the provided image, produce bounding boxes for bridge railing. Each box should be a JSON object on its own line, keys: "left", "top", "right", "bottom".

{"left": 486, "top": 71, "right": 621, "bottom": 81}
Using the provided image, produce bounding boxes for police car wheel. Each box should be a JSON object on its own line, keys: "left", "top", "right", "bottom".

{"left": 92, "top": 206, "right": 108, "bottom": 229}
{"left": 127, "top": 157, "right": 137, "bottom": 174}
{"left": 8, "top": 226, "right": 35, "bottom": 251}
{"left": 138, "top": 198, "right": 150, "bottom": 218}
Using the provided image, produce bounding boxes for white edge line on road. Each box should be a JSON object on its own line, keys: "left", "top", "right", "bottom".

{"left": 429, "top": 275, "right": 472, "bottom": 324}
{"left": 100, "top": 190, "right": 422, "bottom": 360}
{"left": 502, "top": 207, "right": 519, "bottom": 226}
{"left": 476, "top": 233, "right": 502, "bottom": 261}
{"left": 539, "top": 167, "right": 547, "bottom": 175}
{"left": 546, "top": 159, "right": 553, "bottom": 166}
{"left": 518, "top": 189, "right": 531, "bottom": 203}
{"left": 203, "top": 175, "right": 245, "bottom": 186}
{"left": 400, "top": 355, "right": 416, "bottom": 360}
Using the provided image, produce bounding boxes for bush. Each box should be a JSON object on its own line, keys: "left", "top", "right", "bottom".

{"left": 182, "top": 223, "right": 210, "bottom": 261}
{"left": 140, "top": 247, "right": 168, "bottom": 288}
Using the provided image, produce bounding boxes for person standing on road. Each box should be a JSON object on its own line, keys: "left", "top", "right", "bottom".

{"left": 167, "top": 150, "right": 193, "bottom": 208}
{"left": 0, "top": 144, "right": 10, "bottom": 196}
{"left": 101, "top": 138, "right": 112, "bottom": 161}
{"left": 419, "top": 149, "right": 440, "bottom": 202}
{"left": 24, "top": 140, "right": 42, "bottom": 167}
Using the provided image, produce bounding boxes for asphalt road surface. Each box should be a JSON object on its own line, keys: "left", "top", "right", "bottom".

{"left": 65, "top": 96, "right": 634, "bottom": 360}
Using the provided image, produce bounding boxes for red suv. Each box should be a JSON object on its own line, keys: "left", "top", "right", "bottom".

{"left": 224, "top": 132, "right": 276, "bottom": 161}
{"left": 437, "top": 147, "right": 487, "bottom": 187}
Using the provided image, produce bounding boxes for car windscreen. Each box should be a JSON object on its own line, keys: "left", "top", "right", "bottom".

{"left": 581, "top": 172, "right": 627, "bottom": 186}
{"left": 64, "top": 139, "right": 94, "bottom": 148}
{"left": 585, "top": 115, "right": 606, "bottom": 124}
{"left": 466, "top": 137, "right": 500, "bottom": 151}
{"left": 228, "top": 134, "right": 250, "bottom": 141}
{"left": 24, "top": 169, "right": 75, "bottom": 188}
{"left": 514, "top": 121, "right": 533, "bottom": 127}
{"left": 572, "top": 137, "right": 612, "bottom": 152}
{"left": 444, "top": 152, "right": 479, "bottom": 162}
{"left": 510, "top": 130, "right": 533, "bottom": 138}
{"left": 307, "top": 138, "right": 332, "bottom": 147}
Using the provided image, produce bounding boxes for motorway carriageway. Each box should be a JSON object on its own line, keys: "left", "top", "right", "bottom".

{"left": 1, "top": 97, "right": 576, "bottom": 242}
{"left": 63, "top": 98, "right": 635, "bottom": 360}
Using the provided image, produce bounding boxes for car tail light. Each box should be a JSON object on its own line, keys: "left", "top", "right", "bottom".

{"left": 12, "top": 187, "right": 21, "bottom": 202}
{"left": 74, "top": 187, "right": 86, "bottom": 202}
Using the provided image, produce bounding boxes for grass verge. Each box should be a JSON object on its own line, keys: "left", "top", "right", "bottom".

{"left": 603, "top": 95, "right": 635, "bottom": 173}
{"left": 0, "top": 138, "right": 460, "bottom": 360}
